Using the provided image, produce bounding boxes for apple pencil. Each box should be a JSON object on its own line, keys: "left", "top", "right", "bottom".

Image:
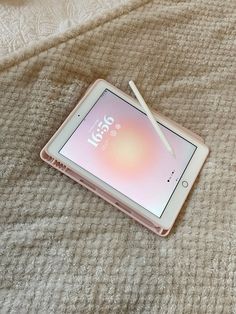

{"left": 129, "top": 80, "right": 175, "bottom": 157}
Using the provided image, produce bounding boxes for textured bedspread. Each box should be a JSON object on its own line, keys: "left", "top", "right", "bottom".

{"left": 0, "top": 0, "right": 235, "bottom": 313}
{"left": 0, "top": 0, "right": 128, "bottom": 56}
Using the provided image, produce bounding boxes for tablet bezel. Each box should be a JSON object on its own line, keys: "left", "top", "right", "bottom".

{"left": 45, "top": 79, "right": 209, "bottom": 230}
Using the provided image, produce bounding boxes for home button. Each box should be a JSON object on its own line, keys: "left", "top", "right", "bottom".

{"left": 182, "top": 181, "right": 188, "bottom": 188}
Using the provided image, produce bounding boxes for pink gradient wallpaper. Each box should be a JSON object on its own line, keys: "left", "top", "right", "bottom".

{"left": 60, "top": 90, "right": 196, "bottom": 217}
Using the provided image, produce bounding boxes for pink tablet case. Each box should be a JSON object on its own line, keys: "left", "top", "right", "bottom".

{"left": 40, "top": 78, "right": 205, "bottom": 237}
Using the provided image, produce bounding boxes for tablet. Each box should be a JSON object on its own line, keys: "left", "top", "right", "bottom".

{"left": 41, "top": 79, "right": 209, "bottom": 236}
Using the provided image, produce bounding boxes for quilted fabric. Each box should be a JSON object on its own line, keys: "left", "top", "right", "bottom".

{"left": 0, "top": 0, "right": 235, "bottom": 313}
{"left": 0, "top": 0, "right": 128, "bottom": 56}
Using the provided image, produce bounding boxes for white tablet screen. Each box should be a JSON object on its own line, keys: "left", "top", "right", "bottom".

{"left": 60, "top": 89, "right": 196, "bottom": 217}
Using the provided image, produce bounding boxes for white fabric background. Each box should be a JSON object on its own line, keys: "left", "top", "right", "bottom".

{"left": 0, "top": 0, "right": 128, "bottom": 56}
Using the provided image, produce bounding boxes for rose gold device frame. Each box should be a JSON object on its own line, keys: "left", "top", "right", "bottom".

{"left": 40, "top": 79, "right": 209, "bottom": 236}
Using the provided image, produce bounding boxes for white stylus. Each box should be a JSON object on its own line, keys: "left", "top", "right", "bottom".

{"left": 129, "top": 80, "right": 175, "bottom": 157}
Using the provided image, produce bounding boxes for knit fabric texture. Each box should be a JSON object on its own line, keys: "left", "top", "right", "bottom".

{"left": 0, "top": 0, "right": 235, "bottom": 313}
